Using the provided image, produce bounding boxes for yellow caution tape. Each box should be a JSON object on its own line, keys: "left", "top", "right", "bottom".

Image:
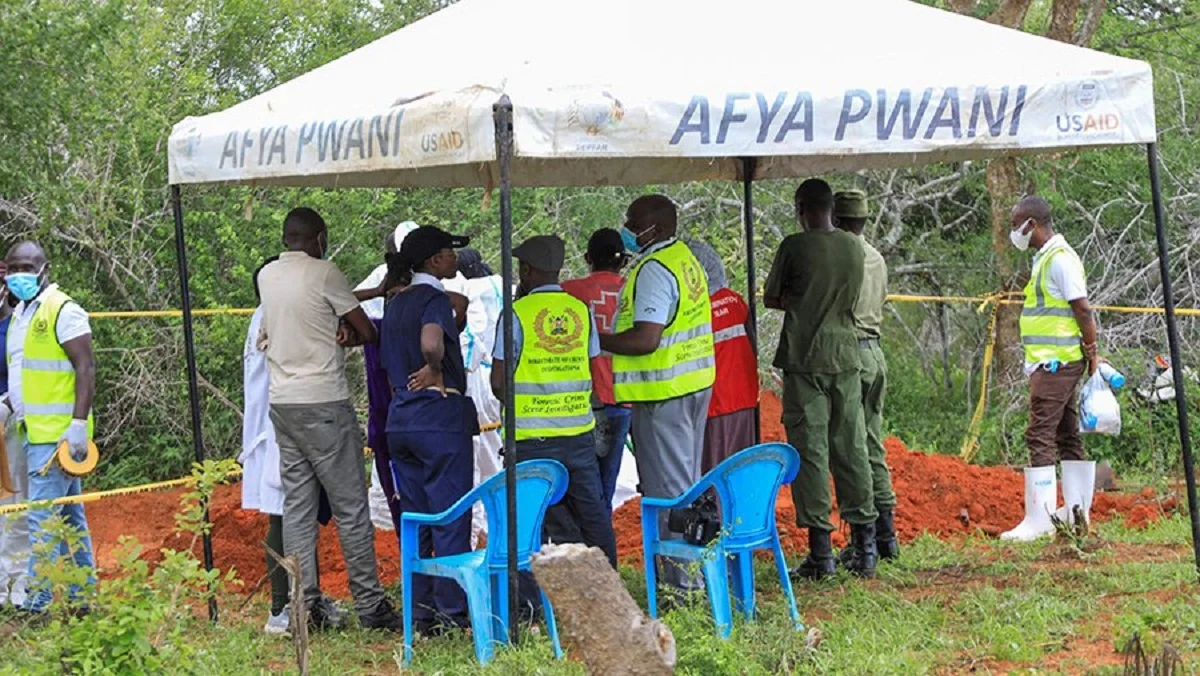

{"left": 0, "top": 422, "right": 505, "bottom": 515}
{"left": 958, "top": 295, "right": 1014, "bottom": 463}
{"left": 85, "top": 297, "right": 1200, "bottom": 320}
{"left": 89, "top": 308, "right": 257, "bottom": 319}
{"left": 10, "top": 290, "right": 1190, "bottom": 514}
{"left": 39, "top": 440, "right": 101, "bottom": 478}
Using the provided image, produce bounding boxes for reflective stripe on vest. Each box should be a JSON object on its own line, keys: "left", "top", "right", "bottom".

{"left": 23, "top": 287, "right": 95, "bottom": 444}
{"left": 1019, "top": 244, "right": 1084, "bottom": 365}
{"left": 612, "top": 240, "right": 716, "bottom": 403}
{"left": 512, "top": 292, "right": 595, "bottom": 441}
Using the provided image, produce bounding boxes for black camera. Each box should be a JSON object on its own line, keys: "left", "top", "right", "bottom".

{"left": 666, "top": 491, "right": 722, "bottom": 546}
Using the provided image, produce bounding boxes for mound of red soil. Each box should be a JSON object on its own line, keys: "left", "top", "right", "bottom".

{"left": 84, "top": 390, "right": 1176, "bottom": 597}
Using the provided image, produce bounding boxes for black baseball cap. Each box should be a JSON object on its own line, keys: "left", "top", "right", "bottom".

{"left": 513, "top": 235, "right": 565, "bottom": 272}
{"left": 587, "top": 228, "right": 625, "bottom": 265}
{"left": 399, "top": 226, "right": 469, "bottom": 266}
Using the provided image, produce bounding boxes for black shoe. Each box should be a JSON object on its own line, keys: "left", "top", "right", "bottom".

{"left": 790, "top": 528, "right": 836, "bottom": 581}
{"left": 307, "top": 597, "right": 348, "bottom": 632}
{"left": 358, "top": 599, "right": 402, "bottom": 632}
{"left": 843, "top": 523, "right": 879, "bottom": 579}
{"left": 414, "top": 613, "right": 469, "bottom": 637}
{"left": 875, "top": 509, "right": 900, "bottom": 561}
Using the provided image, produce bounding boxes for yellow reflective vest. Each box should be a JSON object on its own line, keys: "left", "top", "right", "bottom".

{"left": 22, "top": 287, "right": 94, "bottom": 444}
{"left": 512, "top": 291, "right": 595, "bottom": 441}
{"left": 612, "top": 240, "right": 715, "bottom": 403}
{"left": 1020, "top": 241, "right": 1085, "bottom": 365}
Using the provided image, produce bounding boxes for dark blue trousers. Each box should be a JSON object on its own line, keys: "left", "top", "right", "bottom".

{"left": 518, "top": 430, "right": 618, "bottom": 565}
{"left": 389, "top": 430, "right": 473, "bottom": 622}
{"left": 517, "top": 429, "right": 619, "bottom": 615}
{"left": 596, "top": 406, "right": 632, "bottom": 511}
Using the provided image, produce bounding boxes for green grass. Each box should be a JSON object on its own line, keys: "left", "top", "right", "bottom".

{"left": 4, "top": 519, "right": 1200, "bottom": 675}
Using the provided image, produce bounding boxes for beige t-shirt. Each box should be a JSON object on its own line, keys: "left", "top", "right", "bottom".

{"left": 258, "top": 252, "right": 360, "bottom": 404}
{"left": 852, "top": 238, "right": 888, "bottom": 340}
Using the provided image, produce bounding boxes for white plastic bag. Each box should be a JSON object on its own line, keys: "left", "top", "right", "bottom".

{"left": 1079, "top": 370, "right": 1121, "bottom": 435}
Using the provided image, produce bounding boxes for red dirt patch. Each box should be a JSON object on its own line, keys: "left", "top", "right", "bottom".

{"left": 84, "top": 390, "right": 1172, "bottom": 598}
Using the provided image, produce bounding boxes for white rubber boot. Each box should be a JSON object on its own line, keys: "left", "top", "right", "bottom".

{"left": 1001, "top": 466, "right": 1058, "bottom": 541}
{"left": 1059, "top": 460, "right": 1096, "bottom": 527}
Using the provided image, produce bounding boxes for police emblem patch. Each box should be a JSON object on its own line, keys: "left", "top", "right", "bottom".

{"left": 683, "top": 261, "right": 705, "bottom": 303}
{"left": 533, "top": 307, "right": 584, "bottom": 354}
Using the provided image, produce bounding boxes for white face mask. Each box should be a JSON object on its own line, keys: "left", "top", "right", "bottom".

{"left": 1010, "top": 219, "right": 1034, "bottom": 252}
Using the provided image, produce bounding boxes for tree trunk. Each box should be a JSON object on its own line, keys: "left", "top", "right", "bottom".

{"left": 987, "top": 157, "right": 1025, "bottom": 387}
{"left": 1047, "top": 0, "right": 1082, "bottom": 43}
{"left": 1073, "top": 0, "right": 1108, "bottom": 47}
{"left": 532, "top": 543, "right": 676, "bottom": 675}
{"left": 986, "top": 0, "right": 1034, "bottom": 28}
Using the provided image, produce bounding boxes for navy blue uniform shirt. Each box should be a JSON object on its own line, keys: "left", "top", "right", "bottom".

{"left": 381, "top": 281, "right": 478, "bottom": 435}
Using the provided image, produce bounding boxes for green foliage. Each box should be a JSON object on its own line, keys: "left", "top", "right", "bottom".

{"left": 0, "top": 0, "right": 1198, "bottom": 491}
{"left": 11, "top": 461, "right": 238, "bottom": 675}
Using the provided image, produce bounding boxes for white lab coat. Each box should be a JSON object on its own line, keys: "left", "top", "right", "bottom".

{"left": 0, "top": 414, "right": 30, "bottom": 606}
{"left": 443, "top": 273, "right": 505, "bottom": 544}
{"left": 239, "top": 308, "right": 284, "bottom": 516}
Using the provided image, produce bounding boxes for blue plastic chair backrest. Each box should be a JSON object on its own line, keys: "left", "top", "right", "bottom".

{"left": 477, "top": 459, "right": 569, "bottom": 568}
{"left": 707, "top": 443, "right": 800, "bottom": 542}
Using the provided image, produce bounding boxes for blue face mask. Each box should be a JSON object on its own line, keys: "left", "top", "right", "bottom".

{"left": 5, "top": 268, "right": 44, "bottom": 302}
{"left": 621, "top": 225, "right": 650, "bottom": 254}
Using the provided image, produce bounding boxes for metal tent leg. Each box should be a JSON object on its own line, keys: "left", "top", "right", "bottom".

{"left": 170, "top": 184, "right": 217, "bottom": 622}
{"left": 1147, "top": 143, "right": 1200, "bottom": 576}
{"left": 494, "top": 95, "right": 520, "bottom": 642}
{"left": 741, "top": 157, "right": 761, "bottom": 445}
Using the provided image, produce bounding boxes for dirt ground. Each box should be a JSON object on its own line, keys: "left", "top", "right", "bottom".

{"left": 85, "top": 391, "right": 1176, "bottom": 601}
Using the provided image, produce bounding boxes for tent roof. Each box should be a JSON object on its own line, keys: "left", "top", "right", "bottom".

{"left": 167, "top": 0, "right": 1156, "bottom": 188}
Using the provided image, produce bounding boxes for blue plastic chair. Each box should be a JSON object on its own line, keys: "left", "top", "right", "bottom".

{"left": 640, "top": 442, "right": 803, "bottom": 638}
{"left": 399, "top": 459, "right": 568, "bottom": 665}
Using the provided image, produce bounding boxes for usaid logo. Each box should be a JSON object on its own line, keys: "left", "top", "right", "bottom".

{"left": 1075, "top": 80, "right": 1101, "bottom": 109}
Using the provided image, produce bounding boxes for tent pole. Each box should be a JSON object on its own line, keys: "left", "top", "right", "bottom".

{"left": 1147, "top": 143, "right": 1200, "bottom": 576}
{"left": 170, "top": 184, "right": 217, "bottom": 622}
{"left": 741, "top": 157, "right": 761, "bottom": 445}
{"left": 494, "top": 95, "right": 520, "bottom": 642}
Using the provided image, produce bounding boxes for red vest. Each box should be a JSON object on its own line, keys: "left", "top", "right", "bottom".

{"left": 708, "top": 288, "right": 758, "bottom": 417}
{"left": 561, "top": 271, "right": 625, "bottom": 407}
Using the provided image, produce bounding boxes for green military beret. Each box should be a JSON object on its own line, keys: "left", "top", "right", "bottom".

{"left": 834, "top": 190, "right": 869, "bottom": 219}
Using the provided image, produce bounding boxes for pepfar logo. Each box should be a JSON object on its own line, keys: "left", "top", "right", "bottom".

{"left": 1075, "top": 80, "right": 1101, "bottom": 109}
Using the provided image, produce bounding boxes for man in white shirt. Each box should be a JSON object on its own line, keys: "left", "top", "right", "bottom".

{"left": 601, "top": 195, "right": 715, "bottom": 599}
{"left": 1001, "top": 196, "right": 1101, "bottom": 542}
{"left": 258, "top": 208, "right": 400, "bottom": 632}
{"left": 3, "top": 241, "right": 96, "bottom": 614}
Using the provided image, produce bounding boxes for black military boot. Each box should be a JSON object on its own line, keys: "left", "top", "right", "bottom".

{"left": 875, "top": 509, "right": 900, "bottom": 561}
{"left": 843, "top": 522, "right": 879, "bottom": 578}
{"left": 790, "top": 528, "right": 836, "bottom": 580}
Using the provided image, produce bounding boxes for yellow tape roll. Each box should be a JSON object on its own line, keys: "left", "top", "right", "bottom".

{"left": 55, "top": 440, "right": 100, "bottom": 477}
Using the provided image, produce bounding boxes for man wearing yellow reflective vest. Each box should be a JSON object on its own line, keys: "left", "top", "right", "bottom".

{"left": 601, "top": 195, "right": 715, "bottom": 598}
{"left": 3, "top": 241, "right": 97, "bottom": 614}
{"left": 491, "top": 235, "right": 618, "bottom": 566}
{"left": 1001, "top": 196, "right": 1101, "bottom": 542}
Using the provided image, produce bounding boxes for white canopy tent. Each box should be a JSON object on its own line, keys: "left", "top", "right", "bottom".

{"left": 165, "top": 0, "right": 1198, "bottom": 627}
{"left": 169, "top": 0, "right": 1155, "bottom": 188}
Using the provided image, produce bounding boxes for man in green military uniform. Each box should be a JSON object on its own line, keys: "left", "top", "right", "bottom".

{"left": 834, "top": 190, "right": 899, "bottom": 562}
{"left": 764, "top": 179, "right": 877, "bottom": 579}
